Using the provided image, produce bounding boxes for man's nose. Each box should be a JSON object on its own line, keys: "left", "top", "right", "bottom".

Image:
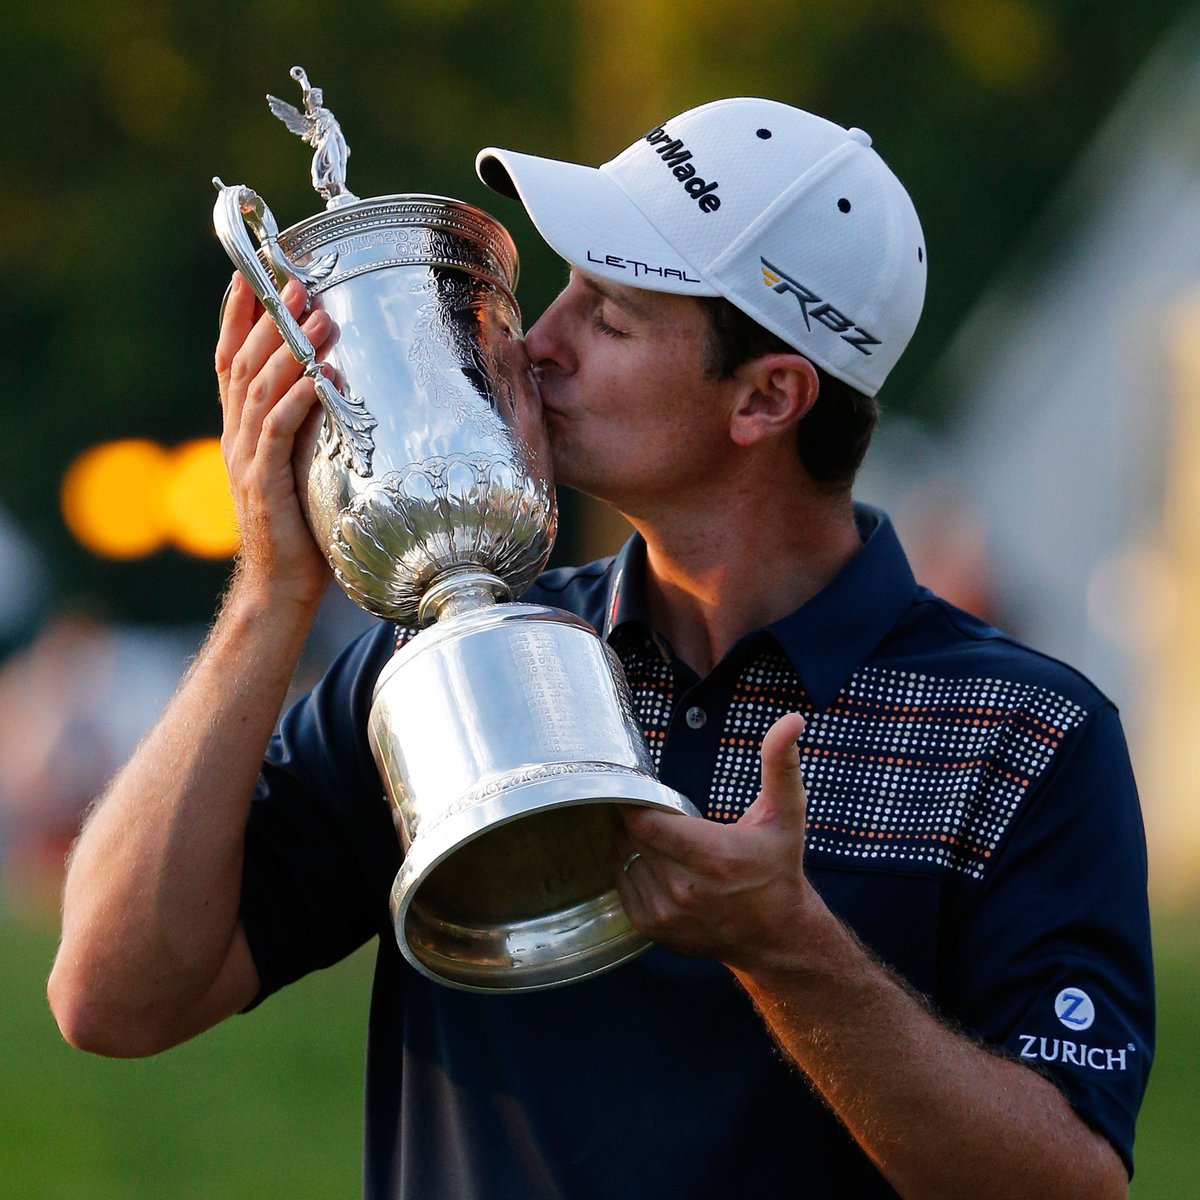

{"left": 524, "top": 293, "right": 574, "bottom": 375}
{"left": 523, "top": 312, "right": 555, "bottom": 367}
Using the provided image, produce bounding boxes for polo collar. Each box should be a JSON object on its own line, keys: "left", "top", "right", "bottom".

{"left": 602, "top": 504, "right": 918, "bottom": 709}
{"left": 766, "top": 504, "right": 918, "bottom": 708}
{"left": 601, "top": 532, "right": 654, "bottom": 639}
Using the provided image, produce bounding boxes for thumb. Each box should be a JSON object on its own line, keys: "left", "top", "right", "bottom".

{"left": 744, "top": 712, "right": 808, "bottom": 828}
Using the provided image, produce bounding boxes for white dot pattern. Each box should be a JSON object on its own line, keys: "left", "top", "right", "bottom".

{"left": 395, "top": 624, "right": 1087, "bottom": 881}
{"left": 618, "top": 635, "right": 1088, "bottom": 881}
{"left": 720, "top": 653, "right": 1087, "bottom": 879}
{"left": 610, "top": 630, "right": 675, "bottom": 772}
{"left": 709, "top": 648, "right": 812, "bottom": 823}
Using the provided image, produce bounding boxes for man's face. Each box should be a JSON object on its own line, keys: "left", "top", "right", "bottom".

{"left": 524, "top": 270, "right": 737, "bottom": 515}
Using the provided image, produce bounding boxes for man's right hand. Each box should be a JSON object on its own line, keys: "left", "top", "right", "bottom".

{"left": 215, "top": 271, "right": 332, "bottom": 610}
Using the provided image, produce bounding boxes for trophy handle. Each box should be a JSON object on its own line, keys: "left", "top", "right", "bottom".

{"left": 211, "top": 179, "right": 377, "bottom": 476}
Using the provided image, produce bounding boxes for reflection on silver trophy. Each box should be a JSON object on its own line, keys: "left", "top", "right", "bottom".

{"left": 212, "top": 67, "right": 698, "bottom": 992}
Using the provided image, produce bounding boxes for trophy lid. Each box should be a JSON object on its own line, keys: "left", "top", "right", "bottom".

{"left": 275, "top": 194, "right": 519, "bottom": 302}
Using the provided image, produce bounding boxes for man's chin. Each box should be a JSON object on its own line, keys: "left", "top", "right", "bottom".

{"left": 546, "top": 439, "right": 604, "bottom": 493}
{"left": 545, "top": 459, "right": 586, "bottom": 496}
{"left": 545, "top": 430, "right": 570, "bottom": 479}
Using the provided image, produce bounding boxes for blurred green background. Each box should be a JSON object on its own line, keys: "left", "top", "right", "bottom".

{"left": 2, "top": 907, "right": 1197, "bottom": 1196}
{"left": 5, "top": 0, "right": 1198, "bottom": 1194}
{"left": 6, "top": 0, "right": 1194, "bottom": 625}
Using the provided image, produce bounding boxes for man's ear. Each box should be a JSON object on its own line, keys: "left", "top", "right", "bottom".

{"left": 728, "top": 353, "right": 820, "bottom": 447}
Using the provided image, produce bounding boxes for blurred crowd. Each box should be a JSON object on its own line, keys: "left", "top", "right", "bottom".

{"left": 0, "top": 519, "right": 373, "bottom": 919}
{"left": 0, "top": 611, "right": 196, "bottom": 915}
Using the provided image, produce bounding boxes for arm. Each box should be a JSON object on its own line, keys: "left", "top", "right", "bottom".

{"left": 48, "top": 275, "right": 333, "bottom": 1056}
{"left": 614, "top": 714, "right": 1128, "bottom": 1200}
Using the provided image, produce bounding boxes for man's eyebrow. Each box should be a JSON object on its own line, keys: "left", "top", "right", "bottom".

{"left": 572, "top": 270, "right": 654, "bottom": 320}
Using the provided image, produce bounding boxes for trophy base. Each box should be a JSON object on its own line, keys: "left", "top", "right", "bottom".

{"left": 390, "top": 769, "right": 688, "bottom": 992}
{"left": 368, "top": 600, "right": 700, "bottom": 992}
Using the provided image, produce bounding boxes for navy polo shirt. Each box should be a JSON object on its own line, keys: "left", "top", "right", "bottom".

{"left": 240, "top": 506, "right": 1153, "bottom": 1199}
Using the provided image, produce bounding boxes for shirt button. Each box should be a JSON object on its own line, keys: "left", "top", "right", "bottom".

{"left": 685, "top": 706, "right": 707, "bottom": 729}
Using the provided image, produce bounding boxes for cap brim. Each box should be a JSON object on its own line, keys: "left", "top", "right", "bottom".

{"left": 476, "top": 147, "right": 717, "bottom": 296}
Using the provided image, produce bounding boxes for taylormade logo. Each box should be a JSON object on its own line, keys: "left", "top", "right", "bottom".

{"left": 644, "top": 126, "right": 722, "bottom": 212}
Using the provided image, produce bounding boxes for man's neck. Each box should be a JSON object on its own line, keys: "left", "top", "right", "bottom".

{"left": 627, "top": 478, "right": 863, "bottom": 679}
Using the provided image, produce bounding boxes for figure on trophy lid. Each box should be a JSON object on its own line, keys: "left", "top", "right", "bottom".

{"left": 268, "top": 66, "right": 357, "bottom": 207}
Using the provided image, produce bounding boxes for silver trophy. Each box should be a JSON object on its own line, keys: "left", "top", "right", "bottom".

{"left": 212, "top": 68, "right": 697, "bottom": 992}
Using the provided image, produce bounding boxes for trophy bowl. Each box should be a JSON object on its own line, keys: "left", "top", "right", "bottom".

{"left": 212, "top": 68, "right": 698, "bottom": 992}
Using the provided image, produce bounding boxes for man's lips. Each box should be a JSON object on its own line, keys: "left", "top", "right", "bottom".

{"left": 528, "top": 366, "right": 566, "bottom": 420}
{"left": 539, "top": 398, "right": 565, "bottom": 419}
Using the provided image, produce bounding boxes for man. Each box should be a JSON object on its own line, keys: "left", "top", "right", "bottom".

{"left": 50, "top": 99, "right": 1151, "bottom": 1198}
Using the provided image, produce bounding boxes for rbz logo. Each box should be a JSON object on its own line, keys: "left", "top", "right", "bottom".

{"left": 760, "top": 259, "right": 880, "bottom": 356}
{"left": 1054, "top": 988, "right": 1096, "bottom": 1031}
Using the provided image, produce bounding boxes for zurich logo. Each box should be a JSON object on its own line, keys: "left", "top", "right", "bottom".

{"left": 1054, "top": 988, "right": 1096, "bottom": 1031}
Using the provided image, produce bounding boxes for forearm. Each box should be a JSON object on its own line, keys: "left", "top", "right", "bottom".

{"left": 48, "top": 576, "right": 320, "bottom": 1055}
{"left": 732, "top": 907, "right": 1126, "bottom": 1200}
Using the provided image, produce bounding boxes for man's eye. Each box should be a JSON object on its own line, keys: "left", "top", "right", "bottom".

{"left": 595, "top": 313, "right": 628, "bottom": 338}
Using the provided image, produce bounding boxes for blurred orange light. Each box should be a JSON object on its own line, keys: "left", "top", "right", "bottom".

{"left": 61, "top": 439, "right": 171, "bottom": 559}
{"left": 62, "top": 438, "right": 240, "bottom": 561}
{"left": 165, "top": 440, "right": 240, "bottom": 559}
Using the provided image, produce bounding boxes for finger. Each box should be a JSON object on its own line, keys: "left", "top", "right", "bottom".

{"left": 258, "top": 375, "right": 323, "bottom": 464}
{"left": 612, "top": 838, "right": 660, "bottom": 933}
{"left": 225, "top": 280, "right": 311, "bottom": 426}
{"left": 743, "top": 712, "right": 809, "bottom": 830}
{"left": 226, "top": 371, "right": 322, "bottom": 551}
{"left": 619, "top": 804, "right": 726, "bottom": 871}
{"left": 243, "top": 309, "right": 331, "bottom": 417}
{"left": 612, "top": 821, "right": 637, "bottom": 867}
{"left": 215, "top": 273, "right": 257, "bottom": 401}
{"left": 613, "top": 866, "right": 649, "bottom": 931}
{"left": 233, "top": 310, "right": 331, "bottom": 458}
{"left": 612, "top": 823, "right": 668, "bottom": 891}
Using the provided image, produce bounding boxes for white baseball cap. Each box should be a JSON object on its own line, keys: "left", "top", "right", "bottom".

{"left": 476, "top": 97, "right": 926, "bottom": 396}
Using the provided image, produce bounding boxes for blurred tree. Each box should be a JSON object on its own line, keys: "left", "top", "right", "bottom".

{"left": 4, "top": 0, "right": 1192, "bottom": 623}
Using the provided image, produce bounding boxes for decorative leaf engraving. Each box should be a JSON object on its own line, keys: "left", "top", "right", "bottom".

{"left": 310, "top": 371, "right": 377, "bottom": 477}
{"left": 328, "top": 451, "right": 555, "bottom": 622}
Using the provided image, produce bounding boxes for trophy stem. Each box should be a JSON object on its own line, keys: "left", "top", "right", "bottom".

{"left": 418, "top": 568, "right": 511, "bottom": 625}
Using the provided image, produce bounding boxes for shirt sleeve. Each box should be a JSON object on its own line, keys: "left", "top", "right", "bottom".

{"left": 239, "top": 622, "right": 401, "bottom": 1004}
{"left": 943, "top": 702, "right": 1154, "bottom": 1176}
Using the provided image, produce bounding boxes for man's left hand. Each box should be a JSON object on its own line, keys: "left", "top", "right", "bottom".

{"left": 614, "top": 711, "right": 826, "bottom": 974}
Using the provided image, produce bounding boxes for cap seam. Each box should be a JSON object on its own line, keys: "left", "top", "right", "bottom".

{"left": 705, "top": 140, "right": 870, "bottom": 278}
{"left": 599, "top": 160, "right": 719, "bottom": 292}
